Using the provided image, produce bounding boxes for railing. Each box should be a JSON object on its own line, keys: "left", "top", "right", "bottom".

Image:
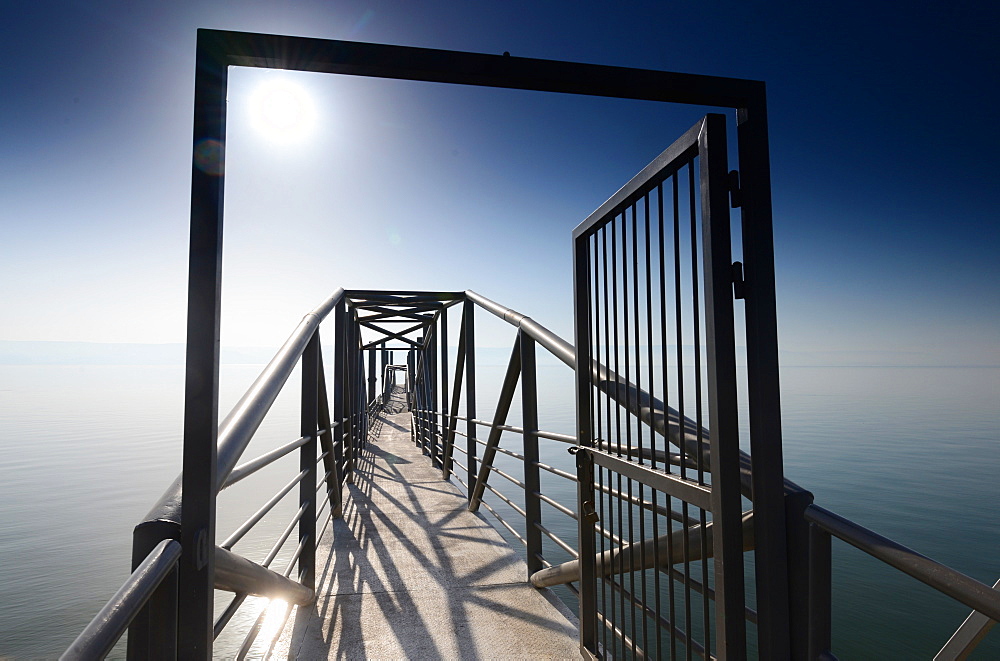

{"left": 63, "top": 289, "right": 378, "bottom": 659}
{"left": 64, "top": 287, "right": 1000, "bottom": 659}
{"left": 405, "top": 289, "right": 1000, "bottom": 660}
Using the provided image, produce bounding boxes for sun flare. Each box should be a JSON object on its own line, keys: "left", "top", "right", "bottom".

{"left": 249, "top": 79, "right": 316, "bottom": 143}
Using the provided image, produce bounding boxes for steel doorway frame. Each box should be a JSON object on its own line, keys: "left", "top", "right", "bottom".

{"left": 179, "top": 28, "right": 788, "bottom": 658}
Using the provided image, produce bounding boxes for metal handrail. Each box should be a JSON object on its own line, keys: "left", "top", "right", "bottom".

{"left": 139, "top": 288, "right": 345, "bottom": 530}
{"left": 804, "top": 504, "right": 1000, "bottom": 622}
{"left": 414, "top": 290, "right": 999, "bottom": 658}
{"left": 61, "top": 540, "right": 182, "bottom": 660}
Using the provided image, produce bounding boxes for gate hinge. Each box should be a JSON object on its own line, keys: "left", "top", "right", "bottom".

{"left": 732, "top": 261, "right": 746, "bottom": 299}
{"left": 728, "top": 170, "right": 742, "bottom": 208}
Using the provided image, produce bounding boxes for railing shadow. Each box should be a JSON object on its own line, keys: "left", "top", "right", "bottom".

{"left": 276, "top": 404, "right": 577, "bottom": 659}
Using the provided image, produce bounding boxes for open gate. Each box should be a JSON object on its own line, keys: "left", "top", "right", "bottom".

{"left": 573, "top": 114, "right": 749, "bottom": 659}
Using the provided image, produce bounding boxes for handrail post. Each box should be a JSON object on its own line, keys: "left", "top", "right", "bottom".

{"left": 468, "top": 336, "right": 521, "bottom": 513}
{"left": 807, "top": 522, "right": 833, "bottom": 659}
{"left": 316, "top": 341, "right": 343, "bottom": 518}
{"left": 333, "top": 298, "right": 349, "bottom": 485}
{"left": 367, "top": 346, "right": 376, "bottom": 406}
{"left": 464, "top": 298, "right": 477, "bottom": 492}
{"left": 441, "top": 307, "right": 467, "bottom": 479}
{"left": 126, "top": 522, "right": 179, "bottom": 660}
{"left": 785, "top": 488, "right": 815, "bottom": 659}
{"left": 429, "top": 324, "right": 439, "bottom": 464}
{"left": 575, "top": 447, "right": 598, "bottom": 657}
{"left": 299, "top": 331, "right": 319, "bottom": 591}
{"left": 439, "top": 307, "right": 448, "bottom": 467}
{"left": 572, "top": 220, "right": 596, "bottom": 656}
{"left": 520, "top": 331, "right": 543, "bottom": 577}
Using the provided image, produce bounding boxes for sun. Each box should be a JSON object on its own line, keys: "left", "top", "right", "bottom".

{"left": 249, "top": 78, "right": 316, "bottom": 143}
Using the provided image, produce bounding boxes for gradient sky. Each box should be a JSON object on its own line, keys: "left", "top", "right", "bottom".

{"left": 1, "top": 0, "right": 997, "bottom": 365}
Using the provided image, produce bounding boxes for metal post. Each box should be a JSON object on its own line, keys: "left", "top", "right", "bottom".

{"left": 785, "top": 489, "right": 815, "bottom": 659}
{"left": 367, "top": 347, "right": 376, "bottom": 407}
{"left": 345, "top": 318, "right": 356, "bottom": 478}
{"left": 333, "top": 299, "right": 348, "bottom": 485}
{"left": 736, "top": 93, "right": 791, "bottom": 659}
{"left": 177, "top": 30, "right": 228, "bottom": 659}
{"left": 299, "top": 332, "right": 318, "bottom": 591}
{"left": 407, "top": 349, "right": 414, "bottom": 410}
{"left": 468, "top": 336, "right": 521, "bottom": 513}
{"left": 429, "top": 326, "right": 438, "bottom": 463}
{"left": 440, "top": 307, "right": 448, "bottom": 467}
{"left": 126, "top": 522, "right": 178, "bottom": 659}
{"left": 441, "top": 308, "right": 467, "bottom": 480}
{"left": 316, "top": 342, "right": 343, "bottom": 518}
{"left": 575, "top": 448, "right": 598, "bottom": 659}
{"left": 700, "top": 113, "right": 747, "bottom": 659}
{"left": 572, "top": 218, "right": 596, "bottom": 656}
{"left": 520, "top": 332, "right": 542, "bottom": 577}
{"left": 807, "top": 523, "right": 833, "bottom": 659}
{"left": 464, "top": 298, "right": 477, "bottom": 494}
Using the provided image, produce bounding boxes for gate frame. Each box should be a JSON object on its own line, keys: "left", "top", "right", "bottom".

{"left": 172, "top": 28, "right": 789, "bottom": 659}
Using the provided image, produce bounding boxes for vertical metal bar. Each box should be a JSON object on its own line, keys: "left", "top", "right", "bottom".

{"left": 807, "top": 523, "right": 832, "bottom": 660}
{"left": 441, "top": 307, "right": 449, "bottom": 467}
{"left": 658, "top": 179, "right": 678, "bottom": 661}
{"left": 573, "top": 218, "right": 596, "bottom": 654}
{"left": 177, "top": 31, "right": 228, "bottom": 659}
{"left": 611, "top": 213, "right": 626, "bottom": 661}
{"left": 441, "top": 309, "right": 467, "bottom": 479}
{"left": 299, "top": 332, "right": 319, "bottom": 591}
{"left": 344, "top": 312, "right": 357, "bottom": 480}
{"left": 407, "top": 349, "right": 415, "bottom": 411}
{"left": 464, "top": 298, "right": 478, "bottom": 493}
{"left": 700, "top": 114, "right": 747, "bottom": 659}
{"left": 316, "top": 341, "right": 343, "bottom": 518}
{"left": 787, "top": 489, "right": 817, "bottom": 659}
{"left": 623, "top": 206, "right": 638, "bottom": 658}
{"left": 127, "top": 523, "right": 178, "bottom": 660}
{"left": 380, "top": 342, "right": 387, "bottom": 400}
{"left": 689, "top": 157, "right": 713, "bottom": 657}
{"left": 601, "top": 224, "right": 613, "bottom": 658}
{"left": 737, "top": 93, "right": 791, "bottom": 659}
{"left": 674, "top": 170, "right": 694, "bottom": 661}
{"left": 468, "top": 335, "right": 520, "bottom": 513}
{"left": 644, "top": 187, "right": 663, "bottom": 661}
{"left": 367, "top": 347, "right": 376, "bottom": 406}
{"left": 520, "top": 332, "right": 542, "bottom": 577}
{"left": 576, "top": 449, "right": 598, "bottom": 659}
{"left": 429, "top": 324, "right": 438, "bottom": 463}
{"left": 333, "top": 299, "right": 348, "bottom": 484}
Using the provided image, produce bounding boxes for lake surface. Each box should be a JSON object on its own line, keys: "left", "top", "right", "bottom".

{"left": 1, "top": 363, "right": 997, "bottom": 658}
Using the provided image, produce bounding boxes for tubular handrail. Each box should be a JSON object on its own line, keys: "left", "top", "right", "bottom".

{"left": 803, "top": 504, "right": 1000, "bottom": 622}
{"left": 140, "top": 288, "right": 345, "bottom": 528}
{"left": 223, "top": 435, "right": 310, "bottom": 488}
{"left": 417, "top": 408, "right": 575, "bottom": 444}
{"left": 465, "top": 289, "right": 804, "bottom": 498}
{"left": 61, "top": 540, "right": 182, "bottom": 660}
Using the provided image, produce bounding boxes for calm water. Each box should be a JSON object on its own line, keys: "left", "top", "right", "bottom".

{"left": 1, "top": 363, "right": 997, "bottom": 658}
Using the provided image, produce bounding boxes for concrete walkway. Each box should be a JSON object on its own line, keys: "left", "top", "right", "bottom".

{"left": 270, "top": 395, "right": 580, "bottom": 659}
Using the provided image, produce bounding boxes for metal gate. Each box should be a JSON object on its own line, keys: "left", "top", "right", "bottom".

{"left": 573, "top": 114, "right": 749, "bottom": 659}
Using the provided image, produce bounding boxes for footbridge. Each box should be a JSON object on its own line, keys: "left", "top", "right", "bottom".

{"left": 61, "top": 29, "right": 998, "bottom": 660}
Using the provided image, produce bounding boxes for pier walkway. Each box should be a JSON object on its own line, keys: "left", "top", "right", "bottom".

{"left": 272, "top": 388, "right": 580, "bottom": 659}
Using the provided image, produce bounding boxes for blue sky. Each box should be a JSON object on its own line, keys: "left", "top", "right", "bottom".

{"left": 1, "top": 0, "right": 997, "bottom": 365}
